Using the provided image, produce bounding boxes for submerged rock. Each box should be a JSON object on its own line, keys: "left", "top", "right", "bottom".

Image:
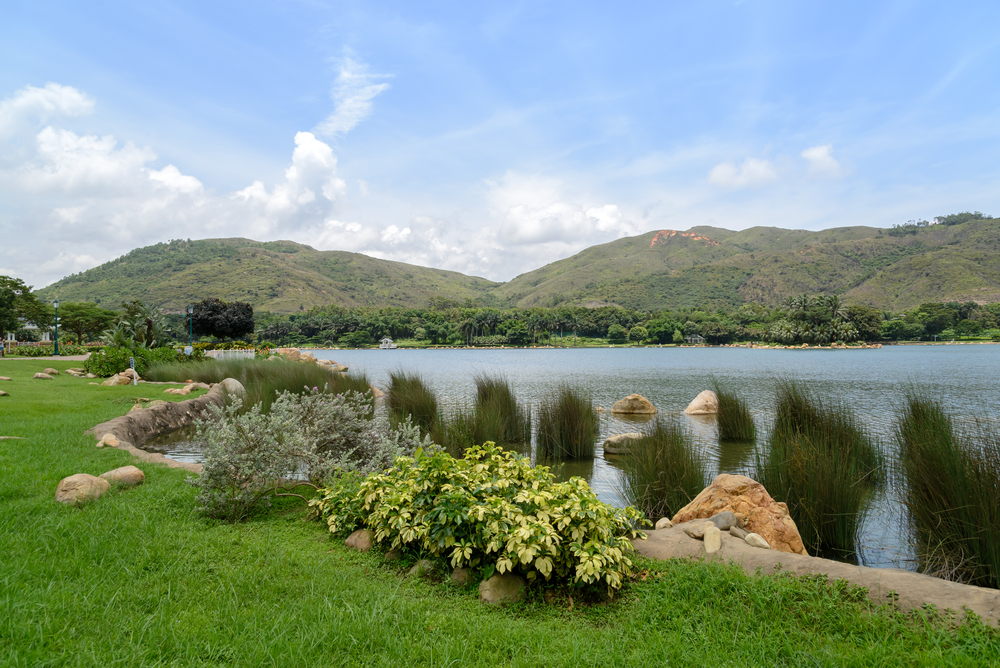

{"left": 612, "top": 394, "right": 657, "bottom": 414}
{"left": 684, "top": 390, "right": 718, "bottom": 415}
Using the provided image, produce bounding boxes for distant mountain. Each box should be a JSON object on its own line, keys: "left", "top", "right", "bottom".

{"left": 35, "top": 218, "right": 1000, "bottom": 313}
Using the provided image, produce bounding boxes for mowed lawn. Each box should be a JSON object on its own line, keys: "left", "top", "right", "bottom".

{"left": 0, "top": 359, "right": 997, "bottom": 667}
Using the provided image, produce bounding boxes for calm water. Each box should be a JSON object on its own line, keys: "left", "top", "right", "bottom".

{"left": 148, "top": 344, "right": 1000, "bottom": 569}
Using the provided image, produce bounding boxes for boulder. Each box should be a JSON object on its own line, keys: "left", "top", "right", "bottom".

{"left": 479, "top": 573, "right": 527, "bottom": 606}
{"left": 745, "top": 533, "right": 771, "bottom": 550}
{"left": 684, "top": 390, "right": 718, "bottom": 415}
{"left": 672, "top": 474, "right": 808, "bottom": 556}
{"left": 277, "top": 347, "right": 301, "bottom": 361}
{"left": 383, "top": 549, "right": 402, "bottom": 562}
{"left": 407, "top": 559, "right": 437, "bottom": 578}
{"left": 345, "top": 529, "right": 374, "bottom": 552}
{"left": 706, "top": 510, "right": 742, "bottom": 531}
{"left": 730, "top": 526, "right": 748, "bottom": 540}
{"left": 101, "top": 374, "right": 131, "bottom": 386}
{"left": 329, "top": 363, "right": 349, "bottom": 373}
{"left": 100, "top": 465, "right": 145, "bottom": 487}
{"left": 34, "top": 373, "right": 54, "bottom": 380}
{"left": 602, "top": 433, "right": 643, "bottom": 455}
{"left": 654, "top": 517, "right": 673, "bottom": 530}
{"left": 218, "top": 378, "right": 247, "bottom": 401}
{"left": 0, "top": 390, "right": 9, "bottom": 397}
{"left": 682, "top": 522, "right": 711, "bottom": 539}
{"left": 96, "top": 433, "right": 120, "bottom": 448}
{"left": 120, "top": 368, "right": 139, "bottom": 380}
{"left": 43, "top": 368, "right": 59, "bottom": 375}
{"left": 55, "top": 474, "right": 109, "bottom": 506}
{"left": 146, "top": 400, "right": 168, "bottom": 409}
{"left": 369, "top": 384, "right": 385, "bottom": 399}
{"left": 86, "top": 373, "right": 97, "bottom": 379}
{"left": 128, "top": 403, "right": 144, "bottom": 412}
{"left": 67, "top": 368, "right": 85, "bottom": 373}
{"left": 703, "top": 525, "right": 722, "bottom": 554}
{"left": 451, "top": 567, "right": 474, "bottom": 586}
{"left": 612, "top": 394, "right": 657, "bottom": 415}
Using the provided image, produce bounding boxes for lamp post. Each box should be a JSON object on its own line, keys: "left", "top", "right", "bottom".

{"left": 53, "top": 298, "right": 59, "bottom": 356}
{"left": 188, "top": 305, "right": 194, "bottom": 347}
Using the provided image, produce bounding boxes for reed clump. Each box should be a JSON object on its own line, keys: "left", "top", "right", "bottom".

{"left": 616, "top": 418, "right": 708, "bottom": 521}
{"left": 387, "top": 371, "right": 440, "bottom": 436}
{"left": 433, "top": 374, "right": 531, "bottom": 454}
{"left": 712, "top": 382, "right": 756, "bottom": 442}
{"left": 755, "top": 382, "right": 884, "bottom": 558}
{"left": 145, "top": 357, "right": 371, "bottom": 411}
{"left": 897, "top": 394, "right": 1000, "bottom": 587}
{"left": 536, "top": 386, "right": 599, "bottom": 460}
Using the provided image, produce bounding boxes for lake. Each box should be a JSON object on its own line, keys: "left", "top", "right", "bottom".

{"left": 149, "top": 344, "right": 1000, "bottom": 569}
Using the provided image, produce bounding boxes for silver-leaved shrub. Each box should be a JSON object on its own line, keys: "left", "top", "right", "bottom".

{"left": 311, "top": 444, "right": 647, "bottom": 590}
{"left": 192, "top": 388, "right": 432, "bottom": 521}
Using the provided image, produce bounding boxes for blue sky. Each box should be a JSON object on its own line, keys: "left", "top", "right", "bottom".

{"left": 2, "top": 1, "right": 999, "bottom": 288}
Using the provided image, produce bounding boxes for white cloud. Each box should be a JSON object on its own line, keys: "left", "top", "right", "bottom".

{"left": 801, "top": 144, "right": 842, "bottom": 177}
{"left": 708, "top": 157, "right": 778, "bottom": 188}
{"left": 0, "top": 83, "right": 94, "bottom": 140}
{"left": 313, "top": 57, "right": 391, "bottom": 137}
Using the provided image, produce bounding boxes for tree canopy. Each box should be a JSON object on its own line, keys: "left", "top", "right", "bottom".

{"left": 192, "top": 298, "right": 255, "bottom": 341}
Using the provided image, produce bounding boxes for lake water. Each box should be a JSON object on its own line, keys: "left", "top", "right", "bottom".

{"left": 148, "top": 344, "right": 1000, "bottom": 570}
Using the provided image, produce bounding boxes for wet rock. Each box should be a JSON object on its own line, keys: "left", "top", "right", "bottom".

{"left": 55, "top": 474, "right": 109, "bottom": 506}
{"left": 100, "top": 465, "right": 145, "bottom": 487}
{"left": 684, "top": 390, "right": 718, "bottom": 415}
{"left": 612, "top": 394, "right": 657, "bottom": 414}
{"left": 745, "top": 533, "right": 771, "bottom": 550}
{"left": 479, "top": 573, "right": 527, "bottom": 606}
{"left": 672, "top": 474, "right": 808, "bottom": 556}
{"left": 703, "top": 525, "right": 722, "bottom": 554}
{"left": 345, "top": 529, "right": 374, "bottom": 552}
{"left": 603, "top": 433, "right": 643, "bottom": 455}
{"left": 655, "top": 517, "right": 673, "bottom": 530}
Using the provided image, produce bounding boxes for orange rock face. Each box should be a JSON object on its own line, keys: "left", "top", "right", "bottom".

{"left": 671, "top": 474, "right": 808, "bottom": 556}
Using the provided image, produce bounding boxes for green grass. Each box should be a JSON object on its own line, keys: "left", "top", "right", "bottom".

{"left": 755, "top": 382, "right": 885, "bottom": 559}
{"left": 1, "top": 359, "right": 998, "bottom": 666}
{"left": 897, "top": 394, "right": 1000, "bottom": 588}
{"left": 145, "top": 357, "right": 371, "bottom": 411}
{"left": 431, "top": 375, "right": 532, "bottom": 456}
{"left": 712, "top": 381, "right": 757, "bottom": 442}
{"left": 615, "top": 418, "right": 708, "bottom": 522}
{"left": 387, "top": 371, "right": 440, "bottom": 435}
{"left": 535, "top": 386, "right": 599, "bottom": 461}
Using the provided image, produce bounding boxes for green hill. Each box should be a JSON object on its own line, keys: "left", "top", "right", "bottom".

{"left": 35, "top": 218, "right": 1000, "bottom": 313}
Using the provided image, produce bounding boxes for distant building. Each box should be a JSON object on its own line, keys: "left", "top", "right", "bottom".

{"left": 379, "top": 337, "right": 398, "bottom": 349}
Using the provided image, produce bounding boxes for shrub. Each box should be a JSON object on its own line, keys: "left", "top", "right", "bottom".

{"left": 713, "top": 382, "right": 756, "bottom": 442}
{"left": 193, "top": 389, "right": 431, "bottom": 521}
{"left": 607, "top": 324, "right": 627, "bottom": 344}
{"left": 536, "top": 386, "right": 599, "bottom": 460}
{"left": 10, "top": 344, "right": 86, "bottom": 357}
{"left": 387, "top": 371, "right": 440, "bottom": 435}
{"left": 755, "top": 382, "right": 884, "bottom": 558}
{"left": 627, "top": 326, "right": 648, "bottom": 343}
{"left": 616, "top": 418, "right": 707, "bottom": 521}
{"left": 311, "top": 444, "right": 646, "bottom": 590}
{"left": 84, "top": 346, "right": 179, "bottom": 376}
{"left": 897, "top": 395, "right": 1000, "bottom": 587}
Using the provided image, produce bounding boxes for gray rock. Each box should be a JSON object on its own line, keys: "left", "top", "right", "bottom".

{"left": 345, "top": 529, "right": 374, "bottom": 552}
{"left": 86, "top": 373, "right": 97, "bottom": 379}
{"left": 744, "top": 533, "right": 771, "bottom": 550}
{"left": 408, "top": 559, "right": 437, "bottom": 578}
{"left": 100, "top": 465, "right": 145, "bottom": 487}
{"left": 34, "top": 373, "right": 54, "bottom": 380}
{"left": 682, "top": 522, "right": 711, "bottom": 540}
{"left": 451, "top": 567, "right": 474, "bottom": 586}
{"left": 218, "top": 377, "right": 247, "bottom": 401}
{"left": 703, "top": 525, "right": 722, "bottom": 554}
{"left": 730, "top": 526, "right": 748, "bottom": 540}
{"left": 479, "top": 573, "right": 527, "bottom": 606}
{"left": 707, "top": 510, "right": 741, "bottom": 531}
{"left": 55, "top": 474, "right": 109, "bottom": 506}
{"left": 654, "top": 517, "right": 673, "bottom": 530}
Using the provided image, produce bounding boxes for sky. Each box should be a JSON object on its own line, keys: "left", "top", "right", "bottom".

{"left": 2, "top": 1, "right": 999, "bottom": 289}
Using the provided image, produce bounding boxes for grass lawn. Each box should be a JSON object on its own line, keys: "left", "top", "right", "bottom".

{"left": 1, "top": 359, "right": 998, "bottom": 667}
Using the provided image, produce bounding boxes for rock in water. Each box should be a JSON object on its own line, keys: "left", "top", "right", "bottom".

{"left": 479, "top": 573, "right": 527, "bottom": 606}
{"left": 277, "top": 347, "right": 301, "bottom": 361}
{"left": 100, "top": 466, "right": 145, "bottom": 487}
{"left": 345, "top": 529, "right": 374, "bottom": 552}
{"left": 603, "top": 433, "right": 643, "bottom": 455}
{"left": 672, "top": 474, "right": 808, "bottom": 555}
{"left": 684, "top": 390, "right": 719, "bottom": 415}
{"left": 612, "top": 394, "right": 657, "bottom": 414}
{"left": 55, "top": 474, "right": 109, "bottom": 506}
{"left": 703, "top": 525, "right": 722, "bottom": 554}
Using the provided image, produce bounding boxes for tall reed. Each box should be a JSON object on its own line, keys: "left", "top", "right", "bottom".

{"left": 145, "top": 358, "right": 371, "bottom": 412}
{"left": 432, "top": 375, "right": 531, "bottom": 454}
{"left": 616, "top": 418, "right": 708, "bottom": 521}
{"left": 897, "top": 394, "right": 1000, "bottom": 587}
{"left": 535, "top": 386, "right": 599, "bottom": 460}
{"left": 712, "top": 381, "right": 756, "bottom": 442}
{"left": 387, "top": 371, "right": 440, "bottom": 435}
{"left": 755, "top": 382, "right": 884, "bottom": 558}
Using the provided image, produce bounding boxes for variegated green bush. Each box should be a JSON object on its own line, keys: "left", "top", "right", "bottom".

{"left": 311, "top": 444, "right": 646, "bottom": 590}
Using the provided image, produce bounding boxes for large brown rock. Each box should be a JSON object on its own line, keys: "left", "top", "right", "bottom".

{"left": 684, "top": 390, "right": 718, "bottom": 415}
{"left": 345, "top": 529, "right": 374, "bottom": 552}
{"left": 277, "top": 347, "right": 301, "bottom": 361}
{"left": 55, "top": 474, "right": 110, "bottom": 506}
{"left": 611, "top": 394, "right": 657, "bottom": 414}
{"left": 218, "top": 377, "right": 247, "bottom": 401}
{"left": 101, "top": 374, "right": 131, "bottom": 386}
{"left": 34, "top": 372, "right": 54, "bottom": 380}
{"left": 672, "top": 474, "right": 808, "bottom": 556}
{"left": 100, "top": 465, "right": 145, "bottom": 487}
{"left": 43, "top": 368, "right": 59, "bottom": 375}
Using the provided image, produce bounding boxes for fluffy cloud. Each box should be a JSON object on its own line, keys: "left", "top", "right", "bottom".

{"left": 0, "top": 83, "right": 94, "bottom": 140}
{"left": 708, "top": 157, "right": 778, "bottom": 188}
{"left": 314, "top": 57, "right": 392, "bottom": 137}
{"left": 801, "top": 144, "right": 842, "bottom": 177}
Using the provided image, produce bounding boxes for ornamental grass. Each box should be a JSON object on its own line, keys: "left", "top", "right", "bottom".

{"left": 535, "top": 385, "right": 599, "bottom": 461}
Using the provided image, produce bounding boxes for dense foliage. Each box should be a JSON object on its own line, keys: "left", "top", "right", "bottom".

{"left": 192, "top": 297, "right": 255, "bottom": 341}
{"left": 58, "top": 302, "right": 117, "bottom": 343}
{"left": 0, "top": 275, "right": 52, "bottom": 337}
{"left": 84, "top": 345, "right": 180, "bottom": 376}
{"left": 311, "top": 444, "right": 646, "bottom": 590}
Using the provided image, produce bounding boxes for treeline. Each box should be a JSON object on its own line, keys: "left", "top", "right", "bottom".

{"left": 251, "top": 297, "right": 1000, "bottom": 347}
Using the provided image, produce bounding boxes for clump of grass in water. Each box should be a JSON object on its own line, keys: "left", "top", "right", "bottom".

{"left": 432, "top": 374, "right": 531, "bottom": 455}
{"left": 387, "top": 371, "right": 440, "bottom": 436}
{"left": 616, "top": 418, "right": 708, "bottom": 522}
{"left": 712, "top": 381, "right": 756, "bottom": 442}
{"left": 897, "top": 394, "right": 1000, "bottom": 588}
{"left": 536, "top": 386, "right": 598, "bottom": 460}
{"left": 145, "top": 357, "right": 371, "bottom": 412}
{"left": 755, "top": 381, "right": 884, "bottom": 559}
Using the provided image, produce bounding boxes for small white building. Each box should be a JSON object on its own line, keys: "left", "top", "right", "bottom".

{"left": 379, "top": 337, "right": 398, "bottom": 349}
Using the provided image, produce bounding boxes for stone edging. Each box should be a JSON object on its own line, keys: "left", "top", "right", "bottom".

{"left": 634, "top": 526, "right": 1000, "bottom": 627}
{"left": 84, "top": 381, "right": 240, "bottom": 473}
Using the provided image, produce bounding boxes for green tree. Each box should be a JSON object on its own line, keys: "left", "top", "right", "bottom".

{"left": 672, "top": 329, "right": 684, "bottom": 344}
{"left": 192, "top": 298, "right": 255, "bottom": 341}
{"left": 844, "top": 304, "right": 883, "bottom": 341}
{"left": 607, "top": 323, "right": 627, "bottom": 344}
{"left": 0, "top": 276, "right": 52, "bottom": 336}
{"left": 627, "top": 326, "right": 648, "bottom": 343}
{"left": 59, "top": 302, "right": 117, "bottom": 343}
